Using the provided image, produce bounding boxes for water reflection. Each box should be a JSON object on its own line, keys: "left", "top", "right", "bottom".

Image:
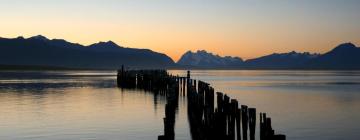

{"left": 2, "top": 70, "right": 360, "bottom": 140}
{"left": 169, "top": 70, "right": 360, "bottom": 140}
{"left": 0, "top": 71, "right": 182, "bottom": 140}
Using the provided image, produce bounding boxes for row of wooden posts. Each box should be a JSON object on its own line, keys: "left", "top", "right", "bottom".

{"left": 117, "top": 67, "right": 286, "bottom": 140}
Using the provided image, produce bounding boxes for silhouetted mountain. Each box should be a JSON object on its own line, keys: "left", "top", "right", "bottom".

{"left": 245, "top": 51, "right": 319, "bottom": 69}
{"left": 306, "top": 43, "right": 360, "bottom": 69}
{"left": 177, "top": 43, "right": 360, "bottom": 69}
{"left": 47, "top": 39, "right": 85, "bottom": 50}
{"left": 177, "top": 50, "right": 244, "bottom": 68}
{"left": 0, "top": 35, "right": 175, "bottom": 69}
{"left": 1, "top": 35, "right": 359, "bottom": 70}
{"left": 88, "top": 41, "right": 123, "bottom": 52}
{"left": 29, "top": 35, "right": 49, "bottom": 41}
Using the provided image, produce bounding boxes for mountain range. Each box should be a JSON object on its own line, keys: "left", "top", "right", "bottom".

{"left": 177, "top": 50, "right": 244, "bottom": 68}
{"left": 0, "top": 35, "right": 175, "bottom": 69}
{"left": 0, "top": 35, "right": 359, "bottom": 70}
{"left": 177, "top": 43, "right": 360, "bottom": 70}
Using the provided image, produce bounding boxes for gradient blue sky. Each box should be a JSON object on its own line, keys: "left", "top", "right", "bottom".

{"left": 1, "top": 0, "right": 359, "bottom": 61}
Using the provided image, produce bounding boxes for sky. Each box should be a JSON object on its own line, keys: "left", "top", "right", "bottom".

{"left": 1, "top": 0, "right": 359, "bottom": 61}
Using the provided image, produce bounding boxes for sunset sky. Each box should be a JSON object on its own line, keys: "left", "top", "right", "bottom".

{"left": 1, "top": 0, "right": 359, "bottom": 61}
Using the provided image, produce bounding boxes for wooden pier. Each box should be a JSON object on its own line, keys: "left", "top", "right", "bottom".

{"left": 117, "top": 68, "right": 286, "bottom": 140}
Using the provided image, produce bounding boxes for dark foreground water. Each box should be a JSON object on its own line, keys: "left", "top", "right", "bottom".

{"left": 0, "top": 70, "right": 360, "bottom": 140}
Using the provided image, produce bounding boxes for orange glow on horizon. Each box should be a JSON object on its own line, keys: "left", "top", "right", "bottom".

{"left": 1, "top": 0, "right": 360, "bottom": 62}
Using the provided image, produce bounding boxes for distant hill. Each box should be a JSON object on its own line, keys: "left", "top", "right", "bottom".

{"left": 177, "top": 43, "right": 360, "bottom": 70}
{"left": 1, "top": 35, "right": 359, "bottom": 70}
{"left": 306, "top": 43, "right": 360, "bottom": 69}
{"left": 245, "top": 51, "right": 319, "bottom": 69}
{"left": 0, "top": 35, "right": 175, "bottom": 69}
{"left": 177, "top": 50, "right": 244, "bottom": 68}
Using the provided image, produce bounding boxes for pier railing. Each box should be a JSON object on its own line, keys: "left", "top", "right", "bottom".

{"left": 117, "top": 68, "right": 286, "bottom": 140}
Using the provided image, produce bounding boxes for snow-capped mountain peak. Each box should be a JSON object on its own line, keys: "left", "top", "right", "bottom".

{"left": 177, "top": 50, "right": 243, "bottom": 67}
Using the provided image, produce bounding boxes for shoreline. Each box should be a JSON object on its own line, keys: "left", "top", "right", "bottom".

{"left": 1, "top": 64, "right": 360, "bottom": 71}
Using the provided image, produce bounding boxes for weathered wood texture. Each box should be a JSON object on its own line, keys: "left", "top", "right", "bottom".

{"left": 117, "top": 68, "right": 285, "bottom": 140}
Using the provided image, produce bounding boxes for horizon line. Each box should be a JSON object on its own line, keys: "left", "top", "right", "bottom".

{"left": 1, "top": 34, "right": 357, "bottom": 62}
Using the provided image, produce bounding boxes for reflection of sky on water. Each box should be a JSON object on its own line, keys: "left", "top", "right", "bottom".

{"left": 0, "top": 70, "right": 192, "bottom": 140}
{"left": 1, "top": 70, "right": 360, "bottom": 140}
{"left": 0, "top": 71, "right": 117, "bottom": 91}
{"left": 0, "top": 88, "right": 174, "bottom": 140}
{"left": 169, "top": 70, "right": 360, "bottom": 140}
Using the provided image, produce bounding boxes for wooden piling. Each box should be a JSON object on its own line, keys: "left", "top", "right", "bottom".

{"left": 116, "top": 68, "right": 286, "bottom": 140}
{"left": 241, "top": 105, "right": 248, "bottom": 140}
{"left": 248, "top": 108, "right": 256, "bottom": 140}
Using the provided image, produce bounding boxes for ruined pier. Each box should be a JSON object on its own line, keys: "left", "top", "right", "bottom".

{"left": 117, "top": 68, "right": 286, "bottom": 140}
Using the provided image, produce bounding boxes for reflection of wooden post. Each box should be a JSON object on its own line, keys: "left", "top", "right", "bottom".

{"left": 116, "top": 69, "right": 286, "bottom": 140}
{"left": 259, "top": 113, "right": 287, "bottom": 140}
{"left": 273, "top": 135, "right": 286, "bottom": 140}
{"left": 266, "top": 118, "right": 273, "bottom": 138}
{"left": 158, "top": 71, "right": 179, "bottom": 140}
{"left": 183, "top": 78, "right": 185, "bottom": 96}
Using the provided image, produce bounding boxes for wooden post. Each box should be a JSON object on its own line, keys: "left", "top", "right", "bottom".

{"left": 187, "top": 70, "right": 191, "bottom": 79}
{"left": 230, "top": 99, "right": 238, "bottom": 140}
{"left": 260, "top": 113, "right": 264, "bottom": 140}
{"left": 248, "top": 108, "right": 256, "bottom": 140}
{"left": 241, "top": 105, "right": 248, "bottom": 140}
{"left": 116, "top": 69, "right": 286, "bottom": 140}
{"left": 236, "top": 108, "right": 241, "bottom": 140}
{"left": 216, "top": 92, "right": 226, "bottom": 138}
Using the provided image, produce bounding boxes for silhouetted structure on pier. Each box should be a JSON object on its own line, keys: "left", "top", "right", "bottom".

{"left": 117, "top": 67, "right": 286, "bottom": 140}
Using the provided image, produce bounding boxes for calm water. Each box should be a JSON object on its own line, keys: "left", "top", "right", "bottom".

{"left": 1, "top": 70, "right": 360, "bottom": 140}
